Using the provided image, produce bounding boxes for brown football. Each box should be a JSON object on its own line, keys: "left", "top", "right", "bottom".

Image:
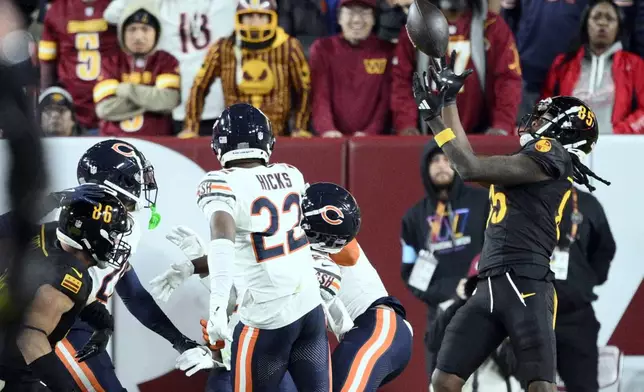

{"left": 405, "top": 0, "right": 449, "bottom": 58}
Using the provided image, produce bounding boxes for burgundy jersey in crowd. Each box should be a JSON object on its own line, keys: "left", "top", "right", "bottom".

{"left": 39, "top": 0, "right": 120, "bottom": 129}
{"left": 93, "top": 51, "right": 180, "bottom": 136}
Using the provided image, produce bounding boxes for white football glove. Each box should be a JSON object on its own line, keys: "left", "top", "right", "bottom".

{"left": 149, "top": 262, "right": 194, "bottom": 302}
{"left": 175, "top": 346, "right": 224, "bottom": 377}
{"left": 207, "top": 300, "right": 232, "bottom": 344}
{"left": 167, "top": 225, "right": 207, "bottom": 260}
{"left": 149, "top": 226, "right": 206, "bottom": 302}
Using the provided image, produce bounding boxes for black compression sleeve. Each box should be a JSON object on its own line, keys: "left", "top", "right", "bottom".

{"left": 29, "top": 351, "right": 81, "bottom": 392}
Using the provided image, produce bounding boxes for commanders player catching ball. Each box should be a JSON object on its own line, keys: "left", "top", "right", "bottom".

{"left": 412, "top": 53, "right": 609, "bottom": 392}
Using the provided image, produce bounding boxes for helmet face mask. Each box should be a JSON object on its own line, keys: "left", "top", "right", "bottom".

{"left": 211, "top": 103, "right": 275, "bottom": 167}
{"left": 77, "top": 140, "right": 157, "bottom": 210}
{"left": 518, "top": 96, "right": 599, "bottom": 158}
{"left": 56, "top": 184, "right": 132, "bottom": 269}
{"left": 235, "top": 0, "right": 278, "bottom": 44}
{"left": 301, "top": 183, "right": 361, "bottom": 254}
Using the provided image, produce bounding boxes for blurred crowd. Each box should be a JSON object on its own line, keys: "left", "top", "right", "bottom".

{"left": 15, "top": 0, "right": 644, "bottom": 138}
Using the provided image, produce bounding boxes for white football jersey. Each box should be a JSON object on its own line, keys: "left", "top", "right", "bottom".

{"left": 103, "top": 0, "right": 236, "bottom": 121}
{"left": 87, "top": 212, "right": 142, "bottom": 304}
{"left": 334, "top": 242, "right": 389, "bottom": 321}
{"left": 197, "top": 163, "right": 320, "bottom": 329}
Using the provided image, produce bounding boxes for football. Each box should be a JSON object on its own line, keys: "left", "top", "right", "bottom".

{"left": 405, "top": 0, "right": 449, "bottom": 58}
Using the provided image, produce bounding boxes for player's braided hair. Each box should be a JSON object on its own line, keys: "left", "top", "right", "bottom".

{"left": 569, "top": 153, "right": 610, "bottom": 192}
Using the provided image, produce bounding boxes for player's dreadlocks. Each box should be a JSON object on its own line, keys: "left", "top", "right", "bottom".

{"left": 569, "top": 154, "right": 610, "bottom": 192}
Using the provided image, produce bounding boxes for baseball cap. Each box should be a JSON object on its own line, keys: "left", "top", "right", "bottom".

{"left": 38, "top": 86, "right": 74, "bottom": 112}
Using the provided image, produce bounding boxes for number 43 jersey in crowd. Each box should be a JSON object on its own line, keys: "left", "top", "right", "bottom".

{"left": 197, "top": 164, "right": 321, "bottom": 330}
{"left": 479, "top": 138, "right": 574, "bottom": 277}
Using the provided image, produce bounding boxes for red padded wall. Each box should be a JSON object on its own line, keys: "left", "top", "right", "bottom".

{"left": 159, "top": 137, "right": 347, "bottom": 186}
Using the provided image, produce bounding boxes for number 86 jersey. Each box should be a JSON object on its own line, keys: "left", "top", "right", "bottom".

{"left": 197, "top": 164, "right": 320, "bottom": 329}
{"left": 478, "top": 138, "right": 573, "bottom": 276}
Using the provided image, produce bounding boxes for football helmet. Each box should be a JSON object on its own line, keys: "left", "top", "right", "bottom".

{"left": 301, "top": 183, "right": 361, "bottom": 254}
{"left": 77, "top": 139, "right": 158, "bottom": 210}
{"left": 211, "top": 103, "right": 275, "bottom": 167}
{"left": 518, "top": 96, "right": 599, "bottom": 158}
{"left": 56, "top": 184, "right": 132, "bottom": 269}
{"left": 235, "top": 0, "right": 278, "bottom": 44}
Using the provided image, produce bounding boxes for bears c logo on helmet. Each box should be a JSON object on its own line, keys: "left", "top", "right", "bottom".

{"left": 111, "top": 142, "right": 137, "bottom": 157}
{"left": 321, "top": 205, "right": 344, "bottom": 225}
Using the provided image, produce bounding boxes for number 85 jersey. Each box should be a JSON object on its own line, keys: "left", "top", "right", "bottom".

{"left": 478, "top": 138, "right": 573, "bottom": 276}
{"left": 197, "top": 164, "right": 320, "bottom": 329}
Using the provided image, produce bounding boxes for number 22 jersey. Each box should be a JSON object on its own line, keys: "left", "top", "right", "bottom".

{"left": 197, "top": 163, "right": 320, "bottom": 329}
{"left": 479, "top": 138, "right": 574, "bottom": 278}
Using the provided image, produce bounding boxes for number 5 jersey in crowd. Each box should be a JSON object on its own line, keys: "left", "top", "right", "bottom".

{"left": 39, "top": 0, "right": 120, "bottom": 130}
{"left": 196, "top": 163, "right": 320, "bottom": 330}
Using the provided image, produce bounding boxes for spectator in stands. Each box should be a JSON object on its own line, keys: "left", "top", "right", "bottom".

{"left": 38, "top": 86, "right": 78, "bottom": 137}
{"left": 400, "top": 140, "right": 488, "bottom": 381}
{"left": 501, "top": 0, "right": 589, "bottom": 121}
{"left": 278, "top": 0, "right": 330, "bottom": 56}
{"left": 310, "top": 0, "right": 394, "bottom": 137}
{"left": 38, "top": 0, "right": 120, "bottom": 135}
{"left": 183, "top": 0, "right": 312, "bottom": 138}
{"left": 551, "top": 187, "right": 615, "bottom": 392}
{"left": 391, "top": 0, "right": 521, "bottom": 136}
{"left": 93, "top": 1, "right": 180, "bottom": 136}
{"left": 541, "top": 0, "right": 644, "bottom": 134}
{"left": 378, "top": 0, "right": 413, "bottom": 43}
{"left": 103, "top": 0, "right": 236, "bottom": 138}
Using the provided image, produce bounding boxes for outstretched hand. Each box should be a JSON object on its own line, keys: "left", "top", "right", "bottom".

{"left": 429, "top": 51, "right": 473, "bottom": 106}
{"left": 412, "top": 71, "right": 446, "bottom": 121}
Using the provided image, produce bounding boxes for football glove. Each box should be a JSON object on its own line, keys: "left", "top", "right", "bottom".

{"left": 149, "top": 262, "right": 195, "bottom": 302}
{"left": 166, "top": 225, "right": 207, "bottom": 260}
{"left": 75, "top": 328, "right": 111, "bottom": 363}
{"left": 207, "top": 299, "right": 232, "bottom": 344}
{"left": 430, "top": 51, "right": 473, "bottom": 106}
{"left": 175, "top": 346, "right": 224, "bottom": 377}
{"left": 200, "top": 318, "right": 225, "bottom": 351}
{"left": 412, "top": 71, "right": 446, "bottom": 121}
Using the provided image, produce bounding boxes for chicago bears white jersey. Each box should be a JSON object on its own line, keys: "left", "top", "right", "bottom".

{"left": 103, "top": 0, "right": 235, "bottom": 121}
{"left": 87, "top": 212, "right": 142, "bottom": 304}
{"left": 197, "top": 163, "right": 320, "bottom": 329}
{"left": 335, "top": 242, "right": 389, "bottom": 321}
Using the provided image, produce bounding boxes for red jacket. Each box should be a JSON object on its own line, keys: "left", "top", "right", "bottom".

{"left": 542, "top": 48, "right": 644, "bottom": 134}
{"left": 390, "top": 12, "right": 522, "bottom": 134}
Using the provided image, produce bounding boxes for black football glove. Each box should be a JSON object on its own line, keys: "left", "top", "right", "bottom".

{"left": 173, "top": 336, "right": 200, "bottom": 354}
{"left": 51, "top": 185, "right": 107, "bottom": 207}
{"left": 75, "top": 328, "right": 112, "bottom": 363}
{"left": 430, "top": 50, "right": 473, "bottom": 106}
{"left": 412, "top": 71, "right": 446, "bottom": 121}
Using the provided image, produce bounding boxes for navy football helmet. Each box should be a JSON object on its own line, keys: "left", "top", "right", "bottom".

{"left": 518, "top": 96, "right": 599, "bottom": 158}
{"left": 77, "top": 139, "right": 158, "bottom": 210}
{"left": 301, "top": 182, "right": 361, "bottom": 254}
{"left": 56, "top": 184, "right": 132, "bottom": 269}
{"left": 211, "top": 103, "right": 275, "bottom": 167}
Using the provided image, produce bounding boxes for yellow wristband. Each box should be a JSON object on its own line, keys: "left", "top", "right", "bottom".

{"left": 435, "top": 128, "right": 455, "bottom": 147}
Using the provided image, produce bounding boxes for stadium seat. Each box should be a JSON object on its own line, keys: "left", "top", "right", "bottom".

{"left": 556, "top": 346, "right": 623, "bottom": 391}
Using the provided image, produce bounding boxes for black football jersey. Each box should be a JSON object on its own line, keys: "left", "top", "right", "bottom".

{"left": 478, "top": 138, "right": 574, "bottom": 278}
{"left": 0, "top": 222, "right": 92, "bottom": 383}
